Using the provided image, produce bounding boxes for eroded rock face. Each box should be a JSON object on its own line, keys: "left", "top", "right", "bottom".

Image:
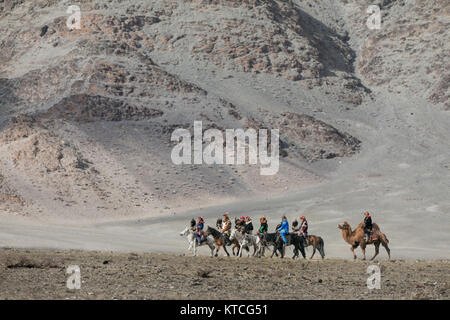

{"left": 0, "top": 115, "right": 92, "bottom": 174}
{"left": 0, "top": 0, "right": 368, "bottom": 103}
{"left": 343, "top": 0, "right": 449, "bottom": 109}
{"left": 43, "top": 94, "right": 164, "bottom": 122}
{"left": 246, "top": 112, "right": 360, "bottom": 162}
{"left": 0, "top": 173, "right": 25, "bottom": 212}
{"left": 6, "top": 0, "right": 448, "bottom": 219}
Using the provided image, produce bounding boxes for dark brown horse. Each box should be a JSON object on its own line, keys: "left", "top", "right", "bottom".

{"left": 205, "top": 226, "right": 230, "bottom": 257}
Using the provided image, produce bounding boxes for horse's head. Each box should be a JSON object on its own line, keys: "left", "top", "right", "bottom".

{"left": 216, "top": 218, "right": 222, "bottom": 228}
{"left": 275, "top": 223, "right": 281, "bottom": 232}
{"left": 180, "top": 227, "right": 189, "bottom": 236}
{"left": 338, "top": 221, "right": 351, "bottom": 231}
{"left": 230, "top": 228, "right": 236, "bottom": 241}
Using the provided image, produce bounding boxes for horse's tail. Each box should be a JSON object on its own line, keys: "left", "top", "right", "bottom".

{"left": 318, "top": 237, "right": 325, "bottom": 258}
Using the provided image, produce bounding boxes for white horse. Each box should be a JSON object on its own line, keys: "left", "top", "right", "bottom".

{"left": 180, "top": 226, "right": 215, "bottom": 257}
{"left": 230, "top": 228, "right": 261, "bottom": 258}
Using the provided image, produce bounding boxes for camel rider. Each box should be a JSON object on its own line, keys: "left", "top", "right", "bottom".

{"left": 278, "top": 216, "right": 289, "bottom": 245}
{"left": 363, "top": 211, "right": 373, "bottom": 241}
{"left": 299, "top": 216, "right": 308, "bottom": 246}
{"left": 243, "top": 216, "right": 254, "bottom": 234}
{"left": 196, "top": 216, "right": 205, "bottom": 244}
{"left": 221, "top": 213, "right": 232, "bottom": 245}
{"left": 257, "top": 216, "right": 268, "bottom": 238}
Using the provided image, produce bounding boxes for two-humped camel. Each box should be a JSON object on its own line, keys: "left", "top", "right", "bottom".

{"left": 338, "top": 221, "right": 390, "bottom": 260}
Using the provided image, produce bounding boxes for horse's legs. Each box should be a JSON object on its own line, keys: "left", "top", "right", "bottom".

{"left": 256, "top": 243, "right": 262, "bottom": 258}
{"left": 207, "top": 241, "right": 215, "bottom": 257}
{"left": 383, "top": 242, "right": 391, "bottom": 260}
{"left": 222, "top": 244, "right": 230, "bottom": 257}
{"left": 292, "top": 246, "right": 298, "bottom": 259}
{"left": 299, "top": 244, "right": 306, "bottom": 259}
{"left": 239, "top": 244, "right": 245, "bottom": 258}
{"left": 371, "top": 242, "right": 380, "bottom": 260}
{"left": 270, "top": 245, "right": 277, "bottom": 258}
{"left": 310, "top": 246, "right": 316, "bottom": 259}
{"left": 280, "top": 243, "right": 285, "bottom": 259}
{"left": 193, "top": 241, "right": 197, "bottom": 256}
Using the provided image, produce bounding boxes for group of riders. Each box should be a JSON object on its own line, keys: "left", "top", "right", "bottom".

{"left": 193, "top": 211, "right": 374, "bottom": 248}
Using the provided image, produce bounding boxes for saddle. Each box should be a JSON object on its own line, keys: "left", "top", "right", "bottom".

{"left": 366, "top": 231, "right": 378, "bottom": 241}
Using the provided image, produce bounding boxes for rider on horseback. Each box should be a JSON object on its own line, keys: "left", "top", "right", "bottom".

{"left": 196, "top": 216, "right": 205, "bottom": 244}
{"left": 299, "top": 216, "right": 308, "bottom": 247}
{"left": 257, "top": 216, "right": 268, "bottom": 238}
{"left": 220, "top": 213, "right": 232, "bottom": 245}
{"left": 292, "top": 219, "right": 300, "bottom": 233}
{"left": 278, "top": 216, "right": 289, "bottom": 245}
{"left": 243, "top": 216, "right": 254, "bottom": 235}
{"left": 363, "top": 211, "right": 373, "bottom": 241}
{"left": 236, "top": 216, "right": 245, "bottom": 228}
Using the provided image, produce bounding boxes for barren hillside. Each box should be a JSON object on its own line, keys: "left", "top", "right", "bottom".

{"left": 0, "top": 0, "right": 448, "bottom": 262}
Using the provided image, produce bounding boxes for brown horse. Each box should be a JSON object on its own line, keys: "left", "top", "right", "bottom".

{"left": 338, "top": 221, "right": 390, "bottom": 260}
{"left": 305, "top": 235, "right": 325, "bottom": 259}
{"left": 205, "top": 226, "right": 230, "bottom": 257}
{"left": 216, "top": 218, "right": 242, "bottom": 256}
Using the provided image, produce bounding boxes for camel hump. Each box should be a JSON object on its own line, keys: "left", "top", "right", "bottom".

{"left": 357, "top": 221, "right": 381, "bottom": 231}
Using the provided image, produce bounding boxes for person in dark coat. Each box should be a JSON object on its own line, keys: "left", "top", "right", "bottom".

{"left": 363, "top": 211, "right": 373, "bottom": 241}
{"left": 243, "top": 216, "right": 254, "bottom": 234}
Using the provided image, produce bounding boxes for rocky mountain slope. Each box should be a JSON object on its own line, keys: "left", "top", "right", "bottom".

{"left": 0, "top": 0, "right": 448, "bottom": 223}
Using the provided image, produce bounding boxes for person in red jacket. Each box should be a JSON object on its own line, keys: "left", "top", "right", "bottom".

{"left": 299, "top": 216, "right": 308, "bottom": 246}
{"left": 195, "top": 217, "right": 205, "bottom": 244}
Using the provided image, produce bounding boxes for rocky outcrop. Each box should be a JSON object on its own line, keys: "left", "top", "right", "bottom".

{"left": 246, "top": 112, "right": 360, "bottom": 162}
{"left": 43, "top": 94, "right": 163, "bottom": 122}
